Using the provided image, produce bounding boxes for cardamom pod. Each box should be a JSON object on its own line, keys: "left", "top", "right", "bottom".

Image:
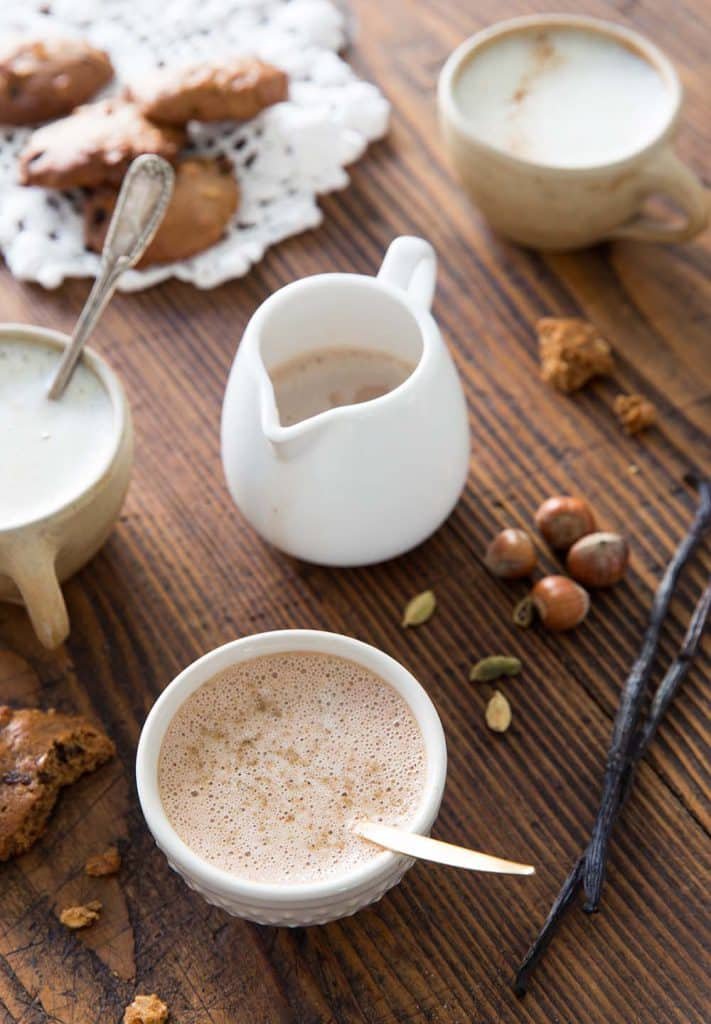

{"left": 513, "top": 594, "right": 535, "bottom": 628}
{"left": 470, "top": 655, "right": 522, "bottom": 682}
{"left": 402, "top": 589, "right": 436, "bottom": 627}
{"left": 485, "top": 690, "right": 512, "bottom": 733}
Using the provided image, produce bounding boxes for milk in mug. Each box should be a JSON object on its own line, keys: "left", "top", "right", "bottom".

{"left": 453, "top": 26, "right": 674, "bottom": 167}
{"left": 0, "top": 337, "right": 116, "bottom": 529}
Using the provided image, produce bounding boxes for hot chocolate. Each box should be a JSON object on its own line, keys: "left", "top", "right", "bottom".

{"left": 158, "top": 651, "right": 427, "bottom": 884}
{"left": 270, "top": 347, "right": 413, "bottom": 427}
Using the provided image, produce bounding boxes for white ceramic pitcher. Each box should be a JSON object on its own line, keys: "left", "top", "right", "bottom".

{"left": 221, "top": 237, "right": 470, "bottom": 566}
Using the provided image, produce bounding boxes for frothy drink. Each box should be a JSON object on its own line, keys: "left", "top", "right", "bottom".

{"left": 270, "top": 347, "right": 413, "bottom": 427}
{"left": 0, "top": 337, "right": 116, "bottom": 529}
{"left": 158, "top": 652, "right": 427, "bottom": 884}
{"left": 453, "top": 27, "right": 673, "bottom": 167}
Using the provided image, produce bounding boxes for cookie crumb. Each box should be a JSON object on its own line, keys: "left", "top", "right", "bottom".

{"left": 60, "top": 900, "right": 102, "bottom": 929}
{"left": 537, "top": 317, "right": 614, "bottom": 392}
{"left": 85, "top": 845, "right": 121, "bottom": 877}
{"left": 123, "top": 994, "right": 169, "bottom": 1024}
{"left": 614, "top": 394, "right": 656, "bottom": 435}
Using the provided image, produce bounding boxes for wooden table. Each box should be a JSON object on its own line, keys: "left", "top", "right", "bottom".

{"left": 1, "top": 1, "right": 709, "bottom": 1021}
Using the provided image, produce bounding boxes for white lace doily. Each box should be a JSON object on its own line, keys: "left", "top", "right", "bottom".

{"left": 0, "top": 0, "right": 389, "bottom": 290}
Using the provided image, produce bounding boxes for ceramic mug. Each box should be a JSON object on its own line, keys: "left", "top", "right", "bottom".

{"left": 0, "top": 324, "right": 133, "bottom": 649}
{"left": 136, "top": 629, "right": 448, "bottom": 927}
{"left": 438, "top": 14, "right": 709, "bottom": 250}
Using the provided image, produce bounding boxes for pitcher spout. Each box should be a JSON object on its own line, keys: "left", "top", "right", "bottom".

{"left": 260, "top": 386, "right": 327, "bottom": 463}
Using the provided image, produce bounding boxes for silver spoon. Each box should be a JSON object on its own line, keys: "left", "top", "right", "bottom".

{"left": 48, "top": 154, "right": 175, "bottom": 400}
{"left": 354, "top": 821, "right": 535, "bottom": 875}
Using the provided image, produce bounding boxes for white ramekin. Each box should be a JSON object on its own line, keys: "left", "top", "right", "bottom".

{"left": 136, "top": 630, "right": 447, "bottom": 926}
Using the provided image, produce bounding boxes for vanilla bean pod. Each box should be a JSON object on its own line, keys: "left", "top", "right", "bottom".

{"left": 584, "top": 479, "right": 711, "bottom": 911}
{"left": 514, "top": 488, "right": 711, "bottom": 996}
{"left": 515, "top": 578, "right": 711, "bottom": 995}
{"left": 634, "top": 578, "right": 710, "bottom": 760}
{"left": 514, "top": 858, "right": 584, "bottom": 996}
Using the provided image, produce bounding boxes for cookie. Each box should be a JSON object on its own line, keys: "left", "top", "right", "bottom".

{"left": 0, "top": 705, "right": 115, "bottom": 861}
{"left": 127, "top": 57, "right": 287, "bottom": 125}
{"left": 85, "top": 156, "right": 239, "bottom": 265}
{"left": 19, "top": 99, "right": 185, "bottom": 188}
{"left": 0, "top": 37, "right": 114, "bottom": 125}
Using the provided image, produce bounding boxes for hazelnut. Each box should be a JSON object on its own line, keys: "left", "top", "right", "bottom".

{"left": 567, "top": 532, "right": 629, "bottom": 587}
{"left": 484, "top": 528, "right": 537, "bottom": 579}
{"left": 535, "top": 495, "right": 596, "bottom": 550}
{"left": 531, "top": 575, "right": 590, "bottom": 631}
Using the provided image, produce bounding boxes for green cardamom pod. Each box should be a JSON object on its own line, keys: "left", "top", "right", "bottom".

{"left": 402, "top": 589, "right": 436, "bottom": 627}
{"left": 469, "top": 655, "right": 522, "bottom": 682}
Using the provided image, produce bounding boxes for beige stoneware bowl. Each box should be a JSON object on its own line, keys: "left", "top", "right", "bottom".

{"left": 438, "top": 14, "right": 709, "bottom": 249}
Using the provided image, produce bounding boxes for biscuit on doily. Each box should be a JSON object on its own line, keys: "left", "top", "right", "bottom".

{"left": 0, "top": 37, "right": 113, "bottom": 125}
{"left": 85, "top": 156, "right": 239, "bottom": 265}
{"left": 19, "top": 99, "right": 185, "bottom": 188}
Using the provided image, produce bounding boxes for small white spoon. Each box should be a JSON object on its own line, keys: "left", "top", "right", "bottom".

{"left": 354, "top": 821, "right": 535, "bottom": 876}
{"left": 48, "top": 153, "right": 174, "bottom": 400}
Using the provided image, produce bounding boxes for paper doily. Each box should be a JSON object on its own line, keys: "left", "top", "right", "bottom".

{"left": 0, "top": 0, "right": 389, "bottom": 290}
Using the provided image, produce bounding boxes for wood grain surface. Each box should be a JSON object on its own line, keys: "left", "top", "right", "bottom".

{"left": 1, "top": 1, "right": 710, "bottom": 1022}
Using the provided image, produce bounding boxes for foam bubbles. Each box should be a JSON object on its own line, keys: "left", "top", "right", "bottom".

{"left": 158, "top": 652, "right": 427, "bottom": 884}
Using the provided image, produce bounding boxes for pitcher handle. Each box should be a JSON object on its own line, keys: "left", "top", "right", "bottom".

{"left": 377, "top": 236, "right": 437, "bottom": 310}
{"left": 7, "top": 539, "right": 69, "bottom": 650}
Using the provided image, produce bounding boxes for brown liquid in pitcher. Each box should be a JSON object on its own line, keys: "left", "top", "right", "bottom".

{"left": 270, "top": 347, "right": 414, "bottom": 427}
{"left": 158, "top": 652, "right": 427, "bottom": 884}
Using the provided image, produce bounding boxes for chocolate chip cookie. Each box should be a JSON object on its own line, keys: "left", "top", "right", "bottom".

{"left": 19, "top": 98, "right": 185, "bottom": 188}
{"left": 0, "top": 705, "right": 115, "bottom": 861}
{"left": 85, "top": 156, "right": 239, "bottom": 265}
{"left": 0, "top": 37, "right": 114, "bottom": 125}
{"left": 127, "top": 57, "right": 288, "bottom": 125}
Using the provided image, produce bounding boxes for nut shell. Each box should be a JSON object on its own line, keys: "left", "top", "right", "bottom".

{"left": 532, "top": 575, "right": 590, "bottom": 631}
{"left": 535, "top": 495, "right": 596, "bottom": 550}
{"left": 484, "top": 528, "right": 537, "bottom": 579}
{"left": 567, "top": 532, "right": 629, "bottom": 587}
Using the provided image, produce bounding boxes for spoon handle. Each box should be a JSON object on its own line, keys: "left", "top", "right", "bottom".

{"left": 48, "top": 154, "right": 175, "bottom": 400}
{"left": 354, "top": 821, "right": 535, "bottom": 876}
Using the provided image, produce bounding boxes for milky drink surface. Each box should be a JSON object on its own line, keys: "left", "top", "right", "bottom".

{"left": 270, "top": 347, "right": 414, "bottom": 427}
{"left": 0, "top": 337, "right": 116, "bottom": 529}
{"left": 453, "top": 27, "right": 673, "bottom": 167}
{"left": 158, "top": 652, "right": 427, "bottom": 884}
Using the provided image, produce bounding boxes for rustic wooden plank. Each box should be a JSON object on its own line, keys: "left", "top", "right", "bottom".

{"left": 1, "top": 0, "right": 710, "bottom": 1021}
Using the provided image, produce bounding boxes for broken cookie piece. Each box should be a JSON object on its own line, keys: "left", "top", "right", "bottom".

{"left": 19, "top": 99, "right": 185, "bottom": 188}
{"left": 127, "top": 56, "right": 287, "bottom": 125}
{"left": 123, "top": 993, "right": 169, "bottom": 1024}
{"left": 60, "top": 900, "right": 102, "bottom": 930}
{"left": 0, "top": 705, "right": 115, "bottom": 861}
{"left": 0, "top": 37, "right": 113, "bottom": 125}
{"left": 537, "top": 317, "right": 614, "bottom": 392}
{"left": 85, "top": 845, "right": 121, "bottom": 877}
{"left": 614, "top": 393, "right": 656, "bottom": 435}
{"left": 85, "top": 156, "right": 239, "bottom": 265}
